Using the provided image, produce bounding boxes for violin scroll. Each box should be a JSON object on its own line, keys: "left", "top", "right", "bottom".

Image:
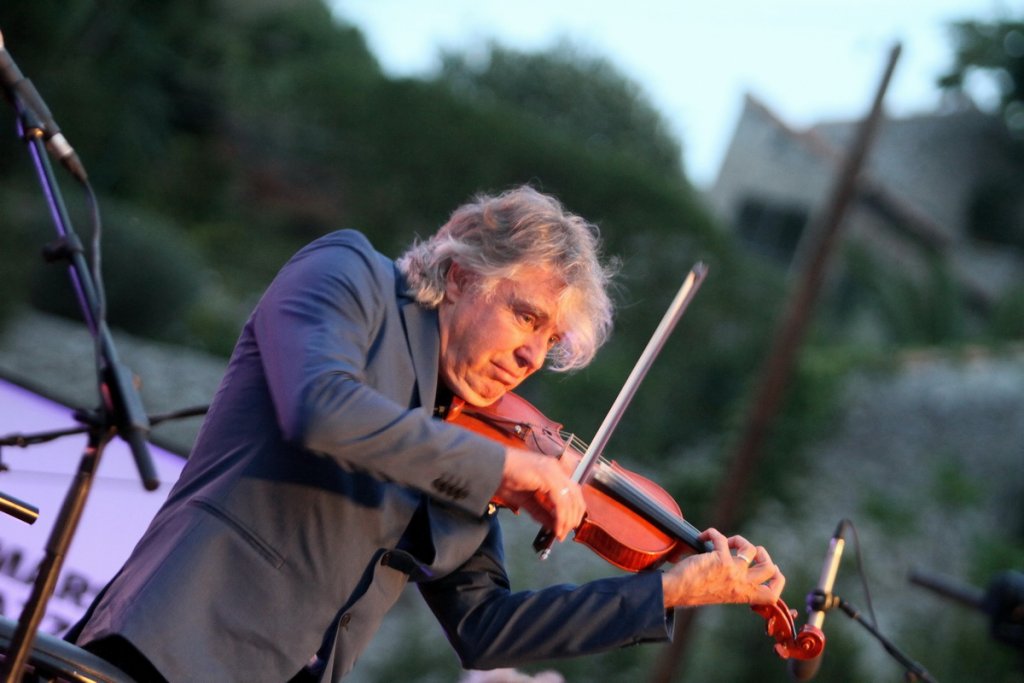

{"left": 752, "top": 600, "right": 826, "bottom": 660}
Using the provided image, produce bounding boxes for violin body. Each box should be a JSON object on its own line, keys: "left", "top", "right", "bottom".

{"left": 444, "top": 391, "right": 824, "bottom": 661}
{"left": 446, "top": 392, "right": 693, "bottom": 571}
{"left": 575, "top": 460, "right": 688, "bottom": 571}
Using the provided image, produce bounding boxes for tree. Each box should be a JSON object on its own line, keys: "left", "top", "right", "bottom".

{"left": 939, "top": 16, "right": 1024, "bottom": 138}
{"left": 938, "top": 15, "right": 1024, "bottom": 255}
{"left": 437, "top": 41, "right": 686, "bottom": 179}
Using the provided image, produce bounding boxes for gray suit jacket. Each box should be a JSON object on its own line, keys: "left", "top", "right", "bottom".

{"left": 76, "top": 230, "right": 671, "bottom": 681}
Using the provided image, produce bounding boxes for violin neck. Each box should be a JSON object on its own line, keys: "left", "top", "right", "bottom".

{"left": 590, "top": 465, "right": 712, "bottom": 554}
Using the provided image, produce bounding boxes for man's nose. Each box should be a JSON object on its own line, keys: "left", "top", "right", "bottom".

{"left": 516, "top": 334, "right": 548, "bottom": 373}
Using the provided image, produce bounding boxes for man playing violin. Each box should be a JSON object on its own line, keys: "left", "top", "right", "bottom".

{"left": 70, "top": 185, "right": 786, "bottom": 682}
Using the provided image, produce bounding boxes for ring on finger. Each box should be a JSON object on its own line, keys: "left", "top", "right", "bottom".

{"left": 559, "top": 487, "right": 570, "bottom": 496}
{"left": 736, "top": 552, "right": 752, "bottom": 565}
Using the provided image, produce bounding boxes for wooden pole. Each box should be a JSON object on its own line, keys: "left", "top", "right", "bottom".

{"left": 649, "top": 43, "right": 902, "bottom": 683}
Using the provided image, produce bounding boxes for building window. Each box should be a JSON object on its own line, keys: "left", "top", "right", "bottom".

{"left": 735, "top": 196, "right": 809, "bottom": 264}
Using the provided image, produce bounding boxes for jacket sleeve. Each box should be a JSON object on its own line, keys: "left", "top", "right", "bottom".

{"left": 417, "top": 517, "right": 673, "bottom": 669}
{"left": 252, "top": 231, "right": 505, "bottom": 515}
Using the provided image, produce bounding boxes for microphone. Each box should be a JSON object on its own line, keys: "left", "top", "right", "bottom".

{"left": 909, "top": 569, "right": 985, "bottom": 611}
{"left": 788, "top": 519, "right": 849, "bottom": 681}
{"left": 911, "top": 568, "right": 1024, "bottom": 650}
{"left": 0, "top": 28, "right": 88, "bottom": 181}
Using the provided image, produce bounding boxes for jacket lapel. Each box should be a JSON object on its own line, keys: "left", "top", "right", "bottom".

{"left": 396, "top": 270, "right": 439, "bottom": 411}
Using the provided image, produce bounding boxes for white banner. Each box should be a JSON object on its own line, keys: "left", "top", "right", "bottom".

{"left": 0, "top": 378, "right": 185, "bottom": 636}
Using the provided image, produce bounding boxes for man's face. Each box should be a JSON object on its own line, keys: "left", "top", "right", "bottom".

{"left": 438, "top": 264, "right": 565, "bottom": 406}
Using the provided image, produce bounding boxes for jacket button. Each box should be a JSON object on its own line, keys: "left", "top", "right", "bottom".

{"left": 340, "top": 613, "right": 352, "bottom": 629}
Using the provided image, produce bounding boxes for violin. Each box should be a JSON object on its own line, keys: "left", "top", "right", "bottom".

{"left": 444, "top": 391, "right": 825, "bottom": 661}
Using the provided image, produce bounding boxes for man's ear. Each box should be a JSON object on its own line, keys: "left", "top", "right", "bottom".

{"left": 445, "top": 263, "right": 470, "bottom": 301}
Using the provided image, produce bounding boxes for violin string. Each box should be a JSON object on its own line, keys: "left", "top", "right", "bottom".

{"left": 510, "top": 421, "right": 690, "bottom": 537}
{"left": 558, "top": 429, "right": 697, "bottom": 536}
{"left": 527, "top": 423, "right": 705, "bottom": 554}
{"left": 465, "top": 415, "right": 669, "bottom": 522}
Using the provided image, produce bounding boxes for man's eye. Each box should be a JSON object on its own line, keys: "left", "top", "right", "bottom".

{"left": 516, "top": 310, "right": 536, "bottom": 326}
{"left": 547, "top": 335, "right": 560, "bottom": 349}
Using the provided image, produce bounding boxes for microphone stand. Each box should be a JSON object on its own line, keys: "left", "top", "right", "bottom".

{"left": 827, "top": 595, "right": 938, "bottom": 683}
{"left": 0, "top": 61, "right": 159, "bottom": 682}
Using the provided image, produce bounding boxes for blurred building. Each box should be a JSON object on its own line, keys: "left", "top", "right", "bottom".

{"left": 704, "top": 94, "right": 1024, "bottom": 327}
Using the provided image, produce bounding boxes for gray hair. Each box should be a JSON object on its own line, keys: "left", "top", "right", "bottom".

{"left": 396, "top": 185, "right": 616, "bottom": 371}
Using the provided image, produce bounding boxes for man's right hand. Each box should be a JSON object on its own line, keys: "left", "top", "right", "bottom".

{"left": 494, "top": 447, "right": 586, "bottom": 541}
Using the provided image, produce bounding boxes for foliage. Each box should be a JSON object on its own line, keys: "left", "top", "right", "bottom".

{"left": 25, "top": 199, "right": 203, "bottom": 339}
{"left": 821, "top": 243, "right": 969, "bottom": 347}
{"left": 967, "top": 173, "right": 1024, "bottom": 249}
{"left": 940, "top": 15, "right": 1024, "bottom": 138}
{"left": 438, "top": 40, "right": 685, "bottom": 178}
{"left": 989, "top": 284, "right": 1024, "bottom": 339}
{"left": 0, "top": 184, "right": 44, "bottom": 323}
{"left": 930, "top": 453, "right": 985, "bottom": 509}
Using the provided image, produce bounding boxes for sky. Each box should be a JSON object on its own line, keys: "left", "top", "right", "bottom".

{"left": 330, "top": 0, "right": 1016, "bottom": 187}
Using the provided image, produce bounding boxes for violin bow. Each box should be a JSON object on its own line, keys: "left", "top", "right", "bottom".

{"left": 534, "top": 261, "right": 709, "bottom": 558}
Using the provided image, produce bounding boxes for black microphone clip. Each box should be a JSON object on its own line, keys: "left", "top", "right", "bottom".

{"left": 0, "top": 28, "right": 88, "bottom": 182}
{"left": 806, "top": 587, "right": 841, "bottom": 614}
